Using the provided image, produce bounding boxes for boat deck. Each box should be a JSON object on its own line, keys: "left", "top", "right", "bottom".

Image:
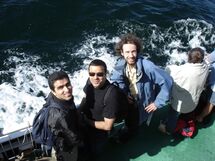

{"left": 1, "top": 107, "right": 214, "bottom": 161}
{"left": 97, "top": 108, "right": 215, "bottom": 161}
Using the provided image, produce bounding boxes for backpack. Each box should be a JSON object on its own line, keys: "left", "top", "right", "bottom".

{"left": 32, "top": 103, "right": 59, "bottom": 146}
{"left": 174, "top": 119, "right": 196, "bottom": 137}
{"left": 104, "top": 83, "right": 129, "bottom": 122}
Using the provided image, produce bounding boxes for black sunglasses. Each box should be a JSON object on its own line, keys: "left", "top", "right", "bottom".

{"left": 89, "top": 72, "right": 105, "bottom": 77}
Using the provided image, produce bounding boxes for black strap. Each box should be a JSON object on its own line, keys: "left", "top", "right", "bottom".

{"left": 103, "top": 85, "right": 115, "bottom": 106}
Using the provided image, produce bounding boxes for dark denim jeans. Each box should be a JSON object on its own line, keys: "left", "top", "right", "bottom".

{"left": 165, "top": 106, "right": 180, "bottom": 133}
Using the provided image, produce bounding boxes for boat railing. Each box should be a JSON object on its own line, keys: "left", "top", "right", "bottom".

{"left": 0, "top": 126, "right": 34, "bottom": 160}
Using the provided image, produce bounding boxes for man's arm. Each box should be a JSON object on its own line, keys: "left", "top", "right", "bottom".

{"left": 49, "top": 108, "right": 80, "bottom": 145}
{"left": 85, "top": 117, "right": 115, "bottom": 131}
{"left": 153, "top": 67, "right": 172, "bottom": 108}
{"left": 208, "top": 64, "right": 215, "bottom": 91}
{"left": 84, "top": 85, "right": 118, "bottom": 131}
{"left": 110, "top": 58, "right": 129, "bottom": 93}
{"left": 57, "top": 115, "right": 81, "bottom": 145}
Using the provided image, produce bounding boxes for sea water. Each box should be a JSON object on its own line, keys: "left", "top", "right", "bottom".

{"left": 0, "top": 0, "right": 215, "bottom": 134}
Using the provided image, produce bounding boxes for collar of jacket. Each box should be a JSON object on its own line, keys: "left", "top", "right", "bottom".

{"left": 46, "top": 93, "right": 75, "bottom": 110}
{"left": 135, "top": 57, "right": 144, "bottom": 82}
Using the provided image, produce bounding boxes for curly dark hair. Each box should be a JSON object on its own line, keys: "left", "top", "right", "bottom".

{"left": 115, "top": 33, "right": 142, "bottom": 56}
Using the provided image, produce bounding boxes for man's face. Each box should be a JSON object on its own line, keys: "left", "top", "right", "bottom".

{"left": 52, "top": 78, "right": 73, "bottom": 101}
{"left": 121, "top": 43, "right": 137, "bottom": 66}
{"left": 89, "top": 65, "right": 106, "bottom": 89}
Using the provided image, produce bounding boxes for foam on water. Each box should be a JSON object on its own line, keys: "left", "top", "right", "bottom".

{"left": 163, "top": 19, "right": 215, "bottom": 65}
{"left": 0, "top": 53, "right": 50, "bottom": 133}
{"left": 0, "top": 83, "right": 45, "bottom": 133}
{"left": 0, "top": 36, "right": 120, "bottom": 134}
{"left": 71, "top": 35, "right": 119, "bottom": 104}
{"left": 0, "top": 19, "right": 215, "bottom": 134}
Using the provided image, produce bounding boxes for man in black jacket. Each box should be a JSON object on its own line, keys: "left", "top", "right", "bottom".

{"left": 79, "top": 59, "right": 121, "bottom": 159}
{"left": 47, "top": 71, "right": 82, "bottom": 161}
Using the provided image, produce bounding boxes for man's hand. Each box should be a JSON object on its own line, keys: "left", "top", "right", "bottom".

{"left": 81, "top": 112, "right": 115, "bottom": 131}
{"left": 80, "top": 113, "right": 93, "bottom": 126}
{"left": 145, "top": 103, "right": 157, "bottom": 113}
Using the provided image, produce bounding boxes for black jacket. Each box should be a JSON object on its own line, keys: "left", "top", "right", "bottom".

{"left": 47, "top": 93, "right": 81, "bottom": 151}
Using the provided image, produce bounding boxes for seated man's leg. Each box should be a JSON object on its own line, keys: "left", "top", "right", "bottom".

{"left": 196, "top": 89, "right": 215, "bottom": 122}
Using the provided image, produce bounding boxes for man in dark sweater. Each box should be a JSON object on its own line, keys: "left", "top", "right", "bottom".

{"left": 79, "top": 59, "right": 120, "bottom": 158}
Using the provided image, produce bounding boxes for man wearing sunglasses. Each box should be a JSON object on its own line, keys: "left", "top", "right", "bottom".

{"left": 79, "top": 59, "right": 120, "bottom": 159}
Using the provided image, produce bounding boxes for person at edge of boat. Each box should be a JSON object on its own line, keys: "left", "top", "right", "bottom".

{"left": 78, "top": 59, "right": 120, "bottom": 159}
{"left": 195, "top": 49, "right": 215, "bottom": 123}
{"left": 110, "top": 33, "right": 173, "bottom": 141}
{"left": 47, "top": 71, "right": 83, "bottom": 161}
{"left": 158, "top": 47, "right": 209, "bottom": 134}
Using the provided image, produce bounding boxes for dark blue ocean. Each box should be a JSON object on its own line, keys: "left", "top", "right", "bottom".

{"left": 0, "top": 0, "right": 215, "bottom": 133}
